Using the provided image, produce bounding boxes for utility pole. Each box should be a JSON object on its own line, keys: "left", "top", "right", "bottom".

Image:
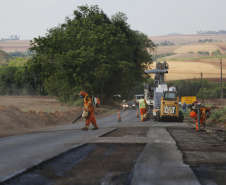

{"left": 201, "top": 72, "right": 204, "bottom": 103}
{"left": 220, "top": 59, "right": 223, "bottom": 106}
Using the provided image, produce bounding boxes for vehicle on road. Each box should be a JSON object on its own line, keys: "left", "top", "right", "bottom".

{"left": 121, "top": 100, "right": 136, "bottom": 110}
{"left": 134, "top": 94, "right": 144, "bottom": 105}
{"left": 127, "top": 101, "right": 136, "bottom": 109}
{"left": 121, "top": 100, "right": 129, "bottom": 110}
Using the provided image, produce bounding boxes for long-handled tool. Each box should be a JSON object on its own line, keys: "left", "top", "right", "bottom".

{"left": 72, "top": 113, "right": 82, "bottom": 124}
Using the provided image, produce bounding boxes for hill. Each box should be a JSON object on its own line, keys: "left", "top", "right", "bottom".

{"left": 149, "top": 35, "right": 226, "bottom": 82}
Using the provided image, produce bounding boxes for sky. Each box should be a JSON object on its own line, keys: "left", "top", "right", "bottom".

{"left": 1, "top": 0, "right": 226, "bottom": 40}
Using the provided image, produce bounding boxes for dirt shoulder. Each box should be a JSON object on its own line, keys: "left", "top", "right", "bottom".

{"left": 0, "top": 96, "right": 118, "bottom": 138}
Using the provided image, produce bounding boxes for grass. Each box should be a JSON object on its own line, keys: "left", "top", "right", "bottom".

{"left": 156, "top": 54, "right": 226, "bottom": 62}
{"left": 209, "top": 106, "right": 226, "bottom": 124}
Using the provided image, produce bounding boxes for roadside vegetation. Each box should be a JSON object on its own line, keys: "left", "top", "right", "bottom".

{"left": 208, "top": 106, "right": 226, "bottom": 126}
{"left": 0, "top": 5, "right": 156, "bottom": 105}
{"left": 157, "top": 53, "right": 226, "bottom": 62}
{"left": 166, "top": 79, "right": 226, "bottom": 99}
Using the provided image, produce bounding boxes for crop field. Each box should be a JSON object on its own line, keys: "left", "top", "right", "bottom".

{"left": 0, "top": 40, "right": 31, "bottom": 52}
{"left": 174, "top": 44, "right": 225, "bottom": 54}
{"left": 154, "top": 42, "right": 226, "bottom": 54}
{"left": 149, "top": 53, "right": 226, "bottom": 81}
{"left": 1, "top": 37, "right": 226, "bottom": 82}
{"left": 150, "top": 34, "right": 226, "bottom": 44}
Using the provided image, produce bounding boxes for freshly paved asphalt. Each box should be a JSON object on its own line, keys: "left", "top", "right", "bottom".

{"left": 0, "top": 109, "right": 200, "bottom": 184}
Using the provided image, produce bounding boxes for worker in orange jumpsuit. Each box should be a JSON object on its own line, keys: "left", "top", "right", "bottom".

{"left": 139, "top": 97, "right": 147, "bottom": 122}
{"left": 190, "top": 102, "right": 208, "bottom": 130}
{"left": 78, "top": 91, "right": 99, "bottom": 131}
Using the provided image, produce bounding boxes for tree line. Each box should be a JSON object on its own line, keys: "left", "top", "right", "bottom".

{"left": 168, "top": 79, "right": 226, "bottom": 99}
{"left": 2, "top": 5, "right": 224, "bottom": 104}
{"left": 0, "top": 5, "right": 156, "bottom": 104}
{"left": 0, "top": 35, "right": 20, "bottom": 42}
{"left": 196, "top": 30, "right": 226, "bottom": 34}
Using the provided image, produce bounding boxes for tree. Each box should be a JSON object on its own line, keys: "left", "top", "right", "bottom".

{"left": 29, "top": 5, "right": 156, "bottom": 103}
{"left": 0, "top": 49, "right": 11, "bottom": 65}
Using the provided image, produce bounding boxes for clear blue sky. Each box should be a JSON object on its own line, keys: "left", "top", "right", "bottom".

{"left": 1, "top": 0, "right": 226, "bottom": 40}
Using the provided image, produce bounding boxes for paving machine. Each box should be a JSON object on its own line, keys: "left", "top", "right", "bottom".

{"left": 144, "top": 61, "right": 183, "bottom": 122}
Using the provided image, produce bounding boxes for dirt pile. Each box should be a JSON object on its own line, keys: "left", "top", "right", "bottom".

{"left": 0, "top": 105, "right": 109, "bottom": 138}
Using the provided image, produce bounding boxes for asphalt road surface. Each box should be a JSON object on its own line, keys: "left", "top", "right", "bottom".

{"left": 0, "top": 109, "right": 226, "bottom": 185}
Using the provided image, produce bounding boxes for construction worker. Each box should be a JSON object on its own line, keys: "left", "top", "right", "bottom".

{"left": 182, "top": 101, "right": 187, "bottom": 113}
{"left": 139, "top": 97, "right": 147, "bottom": 122}
{"left": 189, "top": 101, "right": 210, "bottom": 130}
{"left": 78, "top": 91, "right": 99, "bottom": 131}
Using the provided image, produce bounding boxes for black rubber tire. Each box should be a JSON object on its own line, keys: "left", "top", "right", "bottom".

{"left": 156, "top": 111, "right": 161, "bottom": 122}
{"left": 179, "top": 111, "right": 184, "bottom": 122}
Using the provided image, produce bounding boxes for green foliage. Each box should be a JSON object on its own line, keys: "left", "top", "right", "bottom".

{"left": 28, "top": 5, "right": 156, "bottom": 104}
{"left": 197, "top": 51, "right": 209, "bottom": 55}
{"left": 156, "top": 41, "right": 175, "bottom": 46}
{"left": 0, "top": 49, "right": 11, "bottom": 65}
{"left": 211, "top": 49, "right": 222, "bottom": 55}
{"left": 0, "top": 58, "right": 46, "bottom": 95}
{"left": 152, "top": 53, "right": 175, "bottom": 61}
{"left": 8, "top": 57, "right": 29, "bottom": 67}
{"left": 197, "top": 30, "right": 226, "bottom": 34}
{"left": 210, "top": 106, "right": 226, "bottom": 123}
{"left": 8, "top": 50, "right": 32, "bottom": 57}
{"left": 167, "top": 79, "right": 226, "bottom": 98}
{"left": 198, "top": 39, "right": 218, "bottom": 43}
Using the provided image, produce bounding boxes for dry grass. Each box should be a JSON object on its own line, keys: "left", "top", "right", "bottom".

{"left": 174, "top": 44, "right": 225, "bottom": 54}
{"left": 154, "top": 42, "right": 226, "bottom": 55}
{"left": 0, "top": 96, "right": 73, "bottom": 112}
{"left": 0, "top": 96, "right": 116, "bottom": 138}
{"left": 154, "top": 45, "right": 180, "bottom": 54}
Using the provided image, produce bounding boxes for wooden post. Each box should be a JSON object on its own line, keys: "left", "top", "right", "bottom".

{"left": 197, "top": 104, "right": 200, "bottom": 131}
{"left": 220, "top": 59, "right": 223, "bottom": 106}
{"left": 201, "top": 72, "right": 204, "bottom": 103}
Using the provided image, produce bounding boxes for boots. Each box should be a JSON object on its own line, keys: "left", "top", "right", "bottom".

{"left": 81, "top": 126, "right": 88, "bottom": 131}
{"left": 92, "top": 126, "right": 99, "bottom": 130}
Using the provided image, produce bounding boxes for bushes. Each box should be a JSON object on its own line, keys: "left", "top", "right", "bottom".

{"left": 209, "top": 106, "right": 226, "bottom": 124}
{"left": 211, "top": 49, "right": 222, "bottom": 55}
{"left": 197, "top": 51, "right": 209, "bottom": 55}
{"left": 168, "top": 79, "right": 226, "bottom": 99}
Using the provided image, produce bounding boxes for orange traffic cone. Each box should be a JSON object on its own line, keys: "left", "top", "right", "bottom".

{"left": 117, "top": 110, "right": 121, "bottom": 122}
{"left": 136, "top": 109, "right": 139, "bottom": 117}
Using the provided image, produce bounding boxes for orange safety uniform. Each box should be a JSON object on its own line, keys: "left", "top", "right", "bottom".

{"left": 78, "top": 91, "right": 98, "bottom": 130}
{"left": 190, "top": 105, "right": 206, "bottom": 130}
{"left": 139, "top": 98, "right": 147, "bottom": 122}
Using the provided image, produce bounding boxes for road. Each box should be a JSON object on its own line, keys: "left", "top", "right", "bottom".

{"left": 0, "top": 109, "right": 225, "bottom": 185}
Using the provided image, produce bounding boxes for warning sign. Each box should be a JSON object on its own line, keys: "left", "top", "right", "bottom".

{"left": 181, "top": 96, "right": 196, "bottom": 105}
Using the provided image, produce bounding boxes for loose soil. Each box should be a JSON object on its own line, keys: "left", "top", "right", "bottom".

{"left": 0, "top": 96, "right": 117, "bottom": 138}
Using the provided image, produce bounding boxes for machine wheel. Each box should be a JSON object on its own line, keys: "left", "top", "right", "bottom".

{"left": 179, "top": 111, "right": 184, "bottom": 122}
{"left": 156, "top": 111, "right": 161, "bottom": 122}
